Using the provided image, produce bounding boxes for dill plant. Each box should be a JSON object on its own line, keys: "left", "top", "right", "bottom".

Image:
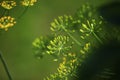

{"left": 0, "top": 0, "right": 37, "bottom": 80}
{"left": 33, "top": 3, "right": 120, "bottom": 80}
{"left": 33, "top": 3, "right": 101, "bottom": 80}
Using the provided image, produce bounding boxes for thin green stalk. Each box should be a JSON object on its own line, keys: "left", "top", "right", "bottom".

{"left": 92, "top": 32, "right": 103, "bottom": 44}
{"left": 0, "top": 9, "right": 7, "bottom": 17}
{"left": 0, "top": 51, "right": 12, "bottom": 80}
{"left": 17, "top": 6, "right": 29, "bottom": 20}
{"left": 61, "top": 26, "right": 82, "bottom": 46}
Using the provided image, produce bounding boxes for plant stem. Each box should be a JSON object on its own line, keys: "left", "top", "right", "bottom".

{"left": 61, "top": 26, "right": 82, "bottom": 46}
{"left": 92, "top": 32, "right": 103, "bottom": 44}
{"left": 0, "top": 9, "right": 7, "bottom": 17}
{"left": 0, "top": 51, "right": 12, "bottom": 80}
{"left": 17, "top": 6, "right": 29, "bottom": 20}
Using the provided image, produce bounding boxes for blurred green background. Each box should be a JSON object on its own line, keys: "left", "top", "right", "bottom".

{"left": 0, "top": 0, "right": 112, "bottom": 80}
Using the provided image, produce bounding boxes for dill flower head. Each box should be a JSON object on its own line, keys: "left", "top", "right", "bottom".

{"left": 0, "top": 16, "right": 16, "bottom": 31}
{"left": 47, "top": 35, "right": 72, "bottom": 56}
{"left": 57, "top": 53, "right": 78, "bottom": 77}
{"left": 50, "top": 15, "right": 77, "bottom": 33}
{"left": 0, "top": 1, "right": 16, "bottom": 10}
{"left": 32, "top": 37, "right": 47, "bottom": 59}
{"left": 44, "top": 53, "right": 79, "bottom": 80}
{"left": 21, "top": 0, "right": 37, "bottom": 6}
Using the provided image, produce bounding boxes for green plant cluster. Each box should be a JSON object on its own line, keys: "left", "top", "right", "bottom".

{"left": 32, "top": 3, "right": 120, "bottom": 80}
{"left": 32, "top": 3, "right": 104, "bottom": 80}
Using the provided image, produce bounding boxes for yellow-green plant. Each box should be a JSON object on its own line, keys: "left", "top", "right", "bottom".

{"left": 0, "top": 0, "right": 37, "bottom": 31}
{"left": 0, "top": 0, "right": 37, "bottom": 80}
{"left": 33, "top": 3, "right": 120, "bottom": 80}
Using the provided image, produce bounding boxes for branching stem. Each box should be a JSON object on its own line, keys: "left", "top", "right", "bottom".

{"left": 61, "top": 25, "right": 82, "bottom": 46}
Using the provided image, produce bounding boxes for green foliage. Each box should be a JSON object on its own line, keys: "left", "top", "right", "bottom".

{"left": 32, "top": 3, "right": 120, "bottom": 80}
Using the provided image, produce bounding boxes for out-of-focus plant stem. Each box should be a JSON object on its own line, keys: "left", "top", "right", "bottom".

{"left": 0, "top": 51, "right": 12, "bottom": 80}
